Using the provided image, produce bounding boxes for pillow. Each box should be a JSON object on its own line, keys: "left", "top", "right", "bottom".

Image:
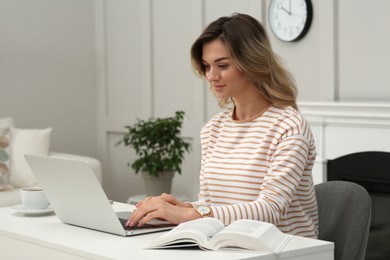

{"left": 0, "top": 117, "right": 14, "bottom": 191}
{"left": 0, "top": 117, "right": 14, "bottom": 129}
{"left": 9, "top": 128, "right": 52, "bottom": 188}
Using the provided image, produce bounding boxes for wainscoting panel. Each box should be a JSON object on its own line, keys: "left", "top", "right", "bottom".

{"left": 96, "top": 0, "right": 206, "bottom": 202}
{"left": 104, "top": 0, "right": 150, "bottom": 119}
{"left": 338, "top": 0, "right": 390, "bottom": 100}
{"left": 152, "top": 0, "right": 195, "bottom": 119}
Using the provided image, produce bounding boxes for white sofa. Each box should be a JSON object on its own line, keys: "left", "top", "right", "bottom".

{"left": 0, "top": 152, "right": 102, "bottom": 207}
{"left": 0, "top": 117, "right": 103, "bottom": 207}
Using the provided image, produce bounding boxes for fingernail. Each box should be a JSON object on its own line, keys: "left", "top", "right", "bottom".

{"left": 125, "top": 220, "right": 131, "bottom": 227}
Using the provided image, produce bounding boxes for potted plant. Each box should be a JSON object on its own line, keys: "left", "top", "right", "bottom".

{"left": 117, "top": 111, "right": 191, "bottom": 196}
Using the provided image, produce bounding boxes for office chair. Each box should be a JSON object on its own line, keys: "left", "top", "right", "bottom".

{"left": 315, "top": 181, "right": 371, "bottom": 260}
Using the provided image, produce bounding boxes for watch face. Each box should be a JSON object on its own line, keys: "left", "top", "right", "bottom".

{"left": 197, "top": 206, "right": 211, "bottom": 216}
{"left": 269, "top": 0, "right": 312, "bottom": 42}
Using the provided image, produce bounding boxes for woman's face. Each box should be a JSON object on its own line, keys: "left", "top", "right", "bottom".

{"left": 202, "top": 39, "right": 255, "bottom": 100}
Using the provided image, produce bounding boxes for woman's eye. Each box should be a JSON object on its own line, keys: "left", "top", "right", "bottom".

{"left": 218, "top": 64, "right": 228, "bottom": 69}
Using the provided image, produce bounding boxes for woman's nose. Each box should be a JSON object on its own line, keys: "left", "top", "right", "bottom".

{"left": 206, "top": 67, "right": 219, "bottom": 82}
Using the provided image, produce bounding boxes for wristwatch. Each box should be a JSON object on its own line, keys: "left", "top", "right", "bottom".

{"left": 196, "top": 205, "right": 211, "bottom": 217}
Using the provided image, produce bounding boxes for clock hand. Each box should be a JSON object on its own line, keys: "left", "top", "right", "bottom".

{"left": 289, "top": 0, "right": 292, "bottom": 13}
{"left": 281, "top": 6, "right": 291, "bottom": 15}
{"left": 290, "top": 13, "right": 303, "bottom": 17}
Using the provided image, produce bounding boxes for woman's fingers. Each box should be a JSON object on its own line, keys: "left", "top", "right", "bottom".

{"left": 135, "top": 195, "right": 157, "bottom": 207}
{"left": 127, "top": 197, "right": 165, "bottom": 226}
{"left": 126, "top": 193, "right": 201, "bottom": 227}
{"left": 159, "top": 193, "right": 192, "bottom": 208}
{"left": 136, "top": 210, "right": 162, "bottom": 227}
{"left": 159, "top": 193, "right": 178, "bottom": 204}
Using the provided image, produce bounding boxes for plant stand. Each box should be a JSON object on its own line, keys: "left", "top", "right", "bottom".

{"left": 142, "top": 171, "right": 174, "bottom": 196}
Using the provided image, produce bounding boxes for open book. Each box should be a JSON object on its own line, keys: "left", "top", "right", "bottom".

{"left": 145, "top": 218, "right": 292, "bottom": 253}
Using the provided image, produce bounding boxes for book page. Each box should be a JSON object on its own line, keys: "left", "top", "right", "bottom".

{"left": 145, "top": 218, "right": 224, "bottom": 249}
{"left": 209, "top": 219, "right": 291, "bottom": 252}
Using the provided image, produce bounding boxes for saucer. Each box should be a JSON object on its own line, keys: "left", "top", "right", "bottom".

{"left": 12, "top": 204, "right": 54, "bottom": 215}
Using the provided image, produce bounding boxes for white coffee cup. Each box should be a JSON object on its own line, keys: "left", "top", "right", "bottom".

{"left": 20, "top": 187, "right": 50, "bottom": 210}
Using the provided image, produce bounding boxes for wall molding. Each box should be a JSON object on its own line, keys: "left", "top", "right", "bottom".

{"left": 299, "top": 101, "right": 390, "bottom": 126}
{"left": 299, "top": 101, "right": 390, "bottom": 183}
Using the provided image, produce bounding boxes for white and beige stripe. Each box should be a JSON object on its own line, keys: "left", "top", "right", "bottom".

{"left": 192, "top": 105, "right": 319, "bottom": 238}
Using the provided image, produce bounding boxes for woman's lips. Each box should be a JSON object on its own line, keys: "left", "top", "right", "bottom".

{"left": 213, "top": 85, "right": 225, "bottom": 92}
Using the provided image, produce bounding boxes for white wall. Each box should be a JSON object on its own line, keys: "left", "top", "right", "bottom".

{"left": 337, "top": 0, "right": 390, "bottom": 101}
{"left": 268, "top": 0, "right": 390, "bottom": 102}
{"left": 95, "top": 0, "right": 390, "bottom": 202}
{"left": 0, "top": 0, "right": 97, "bottom": 157}
{"left": 95, "top": 0, "right": 205, "bottom": 202}
{"left": 2, "top": 0, "right": 390, "bottom": 202}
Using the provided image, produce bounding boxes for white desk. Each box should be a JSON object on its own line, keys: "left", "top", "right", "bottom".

{"left": 0, "top": 203, "right": 334, "bottom": 260}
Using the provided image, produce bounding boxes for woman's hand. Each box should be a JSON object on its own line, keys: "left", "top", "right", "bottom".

{"left": 136, "top": 193, "right": 192, "bottom": 208}
{"left": 126, "top": 195, "right": 199, "bottom": 227}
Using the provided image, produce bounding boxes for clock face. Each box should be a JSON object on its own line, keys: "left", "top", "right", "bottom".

{"left": 269, "top": 0, "right": 312, "bottom": 42}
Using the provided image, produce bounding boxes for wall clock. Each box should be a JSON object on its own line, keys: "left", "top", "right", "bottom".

{"left": 268, "top": 0, "right": 313, "bottom": 42}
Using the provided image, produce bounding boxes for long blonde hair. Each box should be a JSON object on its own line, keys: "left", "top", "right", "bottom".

{"left": 190, "top": 13, "right": 298, "bottom": 109}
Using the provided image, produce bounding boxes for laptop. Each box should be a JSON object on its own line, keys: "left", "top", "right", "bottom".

{"left": 24, "top": 154, "right": 175, "bottom": 236}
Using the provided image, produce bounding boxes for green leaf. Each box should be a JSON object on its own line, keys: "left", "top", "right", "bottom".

{"left": 117, "top": 111, "right": 191, "bottom": 176}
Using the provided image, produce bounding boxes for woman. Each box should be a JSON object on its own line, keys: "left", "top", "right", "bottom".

{"left": 127, "top": 13, "right": 318, "bottom": 238}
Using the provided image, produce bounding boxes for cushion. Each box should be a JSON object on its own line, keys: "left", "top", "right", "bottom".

{"left": 0, "top": 117, "right": 14, "bottom": 129}
{"left": 0, "top": 117, "right": 14, "bottom": 191}
{"left": 9, "top": 128, "right": 52, "bottom": 188}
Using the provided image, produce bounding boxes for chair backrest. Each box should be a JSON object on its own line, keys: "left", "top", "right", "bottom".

{"left": 315, "top": 181, "right": 371, "bottom": 260}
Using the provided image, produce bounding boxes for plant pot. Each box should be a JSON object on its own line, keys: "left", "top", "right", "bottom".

{"left": 141, "top": 171, "right": 174, "bottom": 196}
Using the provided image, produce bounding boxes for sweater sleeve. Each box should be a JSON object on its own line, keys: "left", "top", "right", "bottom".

{"left": 208, "top": 134, "right": 311, "bottom": 226}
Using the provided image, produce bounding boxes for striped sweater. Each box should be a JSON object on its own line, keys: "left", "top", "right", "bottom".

{"left": 192, "top": 105, "right": 319, "bottom": 238}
